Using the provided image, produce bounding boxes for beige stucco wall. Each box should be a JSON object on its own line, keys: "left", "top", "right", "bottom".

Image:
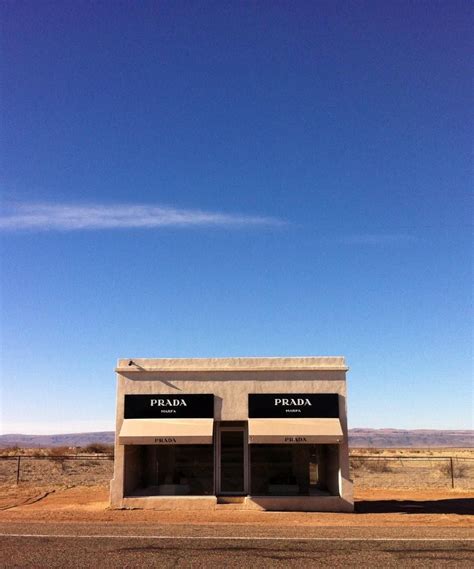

{"left": 110, "top": 357, "right": 353, "bottom": 512}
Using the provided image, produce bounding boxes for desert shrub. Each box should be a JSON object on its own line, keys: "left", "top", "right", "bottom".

{"left": 82, "top": 443, "right": 113, "bottom": 454}
{"left": 48, "top": 446, "right": 71, "bottom": 457}
{"left": 364, "top": 459, "right": 393, "bottom": 473}
{"left": 350, "top": 458, "right": 364, "bottom": 471}
{"left": 0, "top": 446, "right": 20, "bottom": 456}
{"left": 440, "top": 461, "right": 469, "bottom": 479}
{"left": 31, "top": 448, "right": 47, "bottom": 457}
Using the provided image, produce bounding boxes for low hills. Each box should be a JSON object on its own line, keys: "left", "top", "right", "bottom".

{"left": 0, "top": 429, "right": 472, "bottom": 448}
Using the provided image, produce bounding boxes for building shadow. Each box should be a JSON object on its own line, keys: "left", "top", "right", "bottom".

{"left": 356, "top": 498, "right": 474, "bottom": 515}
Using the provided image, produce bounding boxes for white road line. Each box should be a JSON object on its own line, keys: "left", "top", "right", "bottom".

{"left": 0, "top": 534, "right": 472, "bottom": 542}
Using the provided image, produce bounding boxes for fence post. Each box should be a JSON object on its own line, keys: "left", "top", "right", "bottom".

{"left": 16, "top": 456, "right": 21, "bottom": 485}
{"left": 450, "top": 457, "right": 455, "bottom": 489}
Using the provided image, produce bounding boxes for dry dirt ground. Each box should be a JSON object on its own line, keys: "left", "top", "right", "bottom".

{"left": 0, "top": 484, "right": 472, "bottom": 527}
{"left": 0, "top": 449, "right": 472, "bottom": 528}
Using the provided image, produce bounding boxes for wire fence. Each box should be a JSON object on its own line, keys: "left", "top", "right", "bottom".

{"left": 0, "top": 455, "right": 114, "bottom": 486}
{"left": 350, "top": 455, "right": 474, "bottom": 490}
{"left": 0, "top": 454, "right": 473, "bottom": 489}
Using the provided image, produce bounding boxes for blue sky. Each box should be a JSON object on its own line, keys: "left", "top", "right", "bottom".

{"left": 1, "top": 1, "right": 472, "bottom": 433}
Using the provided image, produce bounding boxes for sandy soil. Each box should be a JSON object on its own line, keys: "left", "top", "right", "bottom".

{"left": 0, "top": 449, "right": 472, "bottom": 527}
{"left": 0, "top": 484, "right": 472, "bottom": 527}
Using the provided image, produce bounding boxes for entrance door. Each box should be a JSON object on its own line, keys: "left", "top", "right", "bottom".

{"left": 217, "top": 426, "right": 247, "bottom": 495}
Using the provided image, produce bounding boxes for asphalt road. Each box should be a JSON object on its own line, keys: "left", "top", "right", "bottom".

{"left": 0, "top": 523, "right": 472, "bottom": 568}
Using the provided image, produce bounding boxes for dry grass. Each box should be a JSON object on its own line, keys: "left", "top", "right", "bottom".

{"left": 48, "top": 446, "right": 71, "bottom": 457}
{"left": 350, "top": 447, "right": 474, "bottom": 458}
{"left": 80, "top": 443, "right": 114, "bottom": 455}
{"left": 0, "top": 447, "right": 472, "bottom": 489}
{"left": 0, "top": 445, "right": 114, "bottom": 458}
{"left": 361, "top": 460, "right": 393, "bottom": 473}
{"left": 440, "top": 461, "right": 469, "bottom": 479}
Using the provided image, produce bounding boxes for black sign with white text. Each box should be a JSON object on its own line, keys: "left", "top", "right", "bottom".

{"left": 124, "top": 394, "right": 214, "bottom": 419}
{"left": 248, "top": 393, "right": 339, "bottom": 418}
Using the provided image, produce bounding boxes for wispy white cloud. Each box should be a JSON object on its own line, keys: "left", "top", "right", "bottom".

{"left": 0, "top": 203, "right": 285, "bottom": 231}
{"left": 334, "top": 234, "right": 417, "bottom": 245}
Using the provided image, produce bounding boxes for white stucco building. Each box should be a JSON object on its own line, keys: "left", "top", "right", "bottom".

{"left": 110, "top": 357, "right": 353, "bottom": 511}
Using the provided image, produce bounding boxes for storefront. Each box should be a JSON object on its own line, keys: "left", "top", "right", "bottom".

{"left": 110, "top": 357, "right": 353, "bottom": 511}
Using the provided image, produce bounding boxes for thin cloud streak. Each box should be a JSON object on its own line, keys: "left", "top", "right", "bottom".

{"left": 0, "top": 203, "right": 285, "bottom": 231}
{"left": 335, "top": 234, "right": 417, "bottom": 245}
{"left": 314, "top": 234, "right": 417, "bottom": 245}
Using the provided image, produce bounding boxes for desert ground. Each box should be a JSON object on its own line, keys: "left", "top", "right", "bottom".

{"left": 0, "top": 448, "right": 472, "bottom": 567}
{"left": 0, "top": 446, "right": 472, "bottom": 524}
{"left": 0, "top": 484, "right": 472, "bottom": 527}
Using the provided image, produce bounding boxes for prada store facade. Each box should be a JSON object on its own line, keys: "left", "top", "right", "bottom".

{"left": 110, "top": 357, "right": 353, "bottom": 511}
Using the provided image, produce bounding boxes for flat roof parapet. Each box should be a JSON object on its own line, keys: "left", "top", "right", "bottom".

{"left": 116, "top": 356, "right": 348, "bottom": 373}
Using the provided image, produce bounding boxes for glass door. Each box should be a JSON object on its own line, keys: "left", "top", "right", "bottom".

{"left": 217, "top": 427, "right": 247, "bottom": 495}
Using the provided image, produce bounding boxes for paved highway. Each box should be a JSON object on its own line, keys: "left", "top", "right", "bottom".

{"left": 0, "top": 523, "right": 472, "bottom": 568}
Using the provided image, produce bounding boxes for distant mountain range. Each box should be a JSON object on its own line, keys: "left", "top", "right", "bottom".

{"left": 348, "top": 429, "right": 473, "bottom": 448}
{"left": 0, "top": 429, "right": 472, "bottom": 448}
{"left": 0, "top": 431, "right": 115, "bottom": 448}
